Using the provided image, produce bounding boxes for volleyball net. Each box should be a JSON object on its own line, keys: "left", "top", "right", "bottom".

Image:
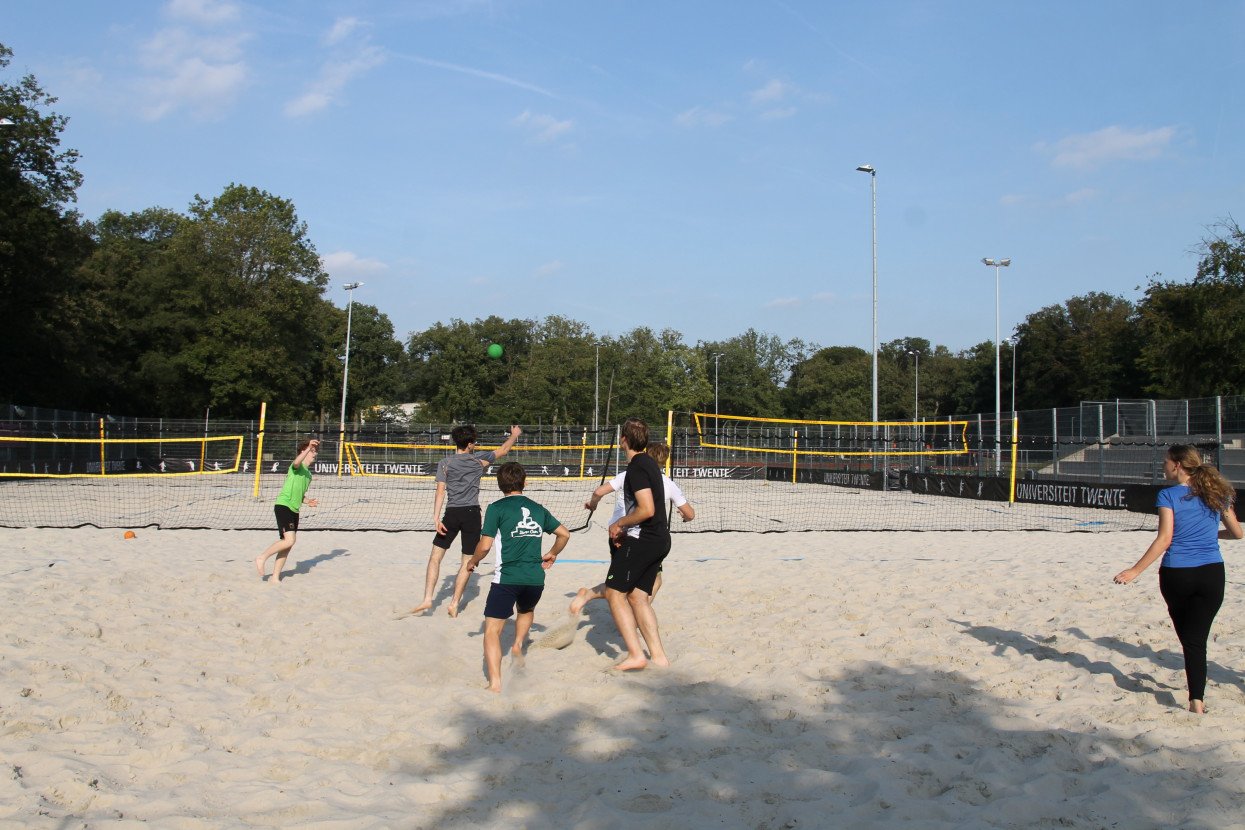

{"left": 0, "top": 410, "right": 1168, "bottom": 533}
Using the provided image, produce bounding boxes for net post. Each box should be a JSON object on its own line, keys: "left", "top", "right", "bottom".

{"left": 99, "top": 418, "right": 105, "bottom": 477}
{"left": 1009, "top": 415, "right": 1019, "bottom": 503}
{"left": 792, "top": 430, "right": 798, "bottom": 483}
{"left": 252, "top": 402, "right": 267, "bottom": 499}
{"left": 579, "top": 427, "right": 587, "bottom": 479}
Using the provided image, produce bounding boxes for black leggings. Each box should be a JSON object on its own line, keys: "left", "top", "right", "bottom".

{"left": 1158, "top": 562, "right": 1225, "bottom": 701}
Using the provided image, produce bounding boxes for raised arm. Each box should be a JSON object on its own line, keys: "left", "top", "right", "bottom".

{"left": 1221, "top": 507, "right": 1243, "bottom": 540}
{"left": 492, "top": 425, "right": 523, "bottom": 460}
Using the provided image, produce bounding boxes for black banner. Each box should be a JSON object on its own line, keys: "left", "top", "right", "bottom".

{"left": 673, "top": 465, "right": 766, "bottom": 481}
{"left": 901, "top": 472, "right": 1011, "bottom": 502}
{"left": 766, "top": 466, "right": 885, "bottom": 490}
{"left": 1012, "top": 479, "right": 1164, "bottom": 514}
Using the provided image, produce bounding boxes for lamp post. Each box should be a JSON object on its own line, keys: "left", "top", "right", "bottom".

{"left": 1008, "top": 337, "right": 1018, "bottom": 415}
{"left": 712, "top": 352, "right": 725, "bottom": 463}
{"left": 907, "top": 349, "right": 919, "bottom": 420}
{"left": 981, "top": 258, "right": 1011, "bottom": 474}
{"left": 338, "top": 281, "right": 364, "bottom": 471}
{"left": 593, "top": 342, "right": 603, "bottom": 433}
{"left": 856, "top": 165, "right": 878, "bottom": 433}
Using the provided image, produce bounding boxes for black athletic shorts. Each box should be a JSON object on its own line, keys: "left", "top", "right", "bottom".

{"left": 484, "top": 583, "right": 544, "bottom": 620}
{"left": 275, "top": 505, "right": 299, "bottom": 539}
{"left": 607, "top": 536, "right": 671, "bottom": 595}
{"left": 434, "top": 505, "right": 483, "bottom": 554}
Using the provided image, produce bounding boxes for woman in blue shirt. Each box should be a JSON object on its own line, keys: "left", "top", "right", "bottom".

{"left": 1115, "top": 445, "right": 1242, "bottom": 714}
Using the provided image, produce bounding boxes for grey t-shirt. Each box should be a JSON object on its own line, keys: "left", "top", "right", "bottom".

{"left": 435, "top": 450, "right": 498, "bottom": 508}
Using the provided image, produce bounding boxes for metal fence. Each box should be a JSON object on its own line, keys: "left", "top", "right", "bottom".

{"left": 4, "top": 396, "right": 1244, "bottom": 487}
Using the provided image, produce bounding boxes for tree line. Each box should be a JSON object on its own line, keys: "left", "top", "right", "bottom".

{"left": 3, "top": 43, "right": 1243, "bottom": 428}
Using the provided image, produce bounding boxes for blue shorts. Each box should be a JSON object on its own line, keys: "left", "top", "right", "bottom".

{"left": 483, "top": 583, "right": 544, "bottom": 620}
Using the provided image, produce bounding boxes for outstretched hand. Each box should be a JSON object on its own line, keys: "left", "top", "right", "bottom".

{"left": 1113, "top": 568, "right": 1140, "bottom": 584}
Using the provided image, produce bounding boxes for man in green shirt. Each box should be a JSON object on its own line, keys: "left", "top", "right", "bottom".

{"left": 462, "top": 462, "right": 570, "bottom": 692}
{"left": 254, "top": 439, "right": 319, "bottom": 586}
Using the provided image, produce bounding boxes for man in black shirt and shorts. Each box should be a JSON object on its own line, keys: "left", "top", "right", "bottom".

{"left": 406, "top": 423, "right": 521, "bottom": 615}
{"left": 605, "top": 417, "right": 671, "bottom": 670}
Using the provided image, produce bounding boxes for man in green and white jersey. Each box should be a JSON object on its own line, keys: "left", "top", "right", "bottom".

{"left": 462, "top": 462, "right": 570, "bottom": 692}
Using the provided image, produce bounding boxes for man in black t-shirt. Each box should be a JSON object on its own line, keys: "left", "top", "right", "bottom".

{"left": 605, "top": 417, "right": 671, "bottom": 671}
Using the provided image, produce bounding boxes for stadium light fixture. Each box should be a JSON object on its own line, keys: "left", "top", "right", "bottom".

{"left": 857, "top": 164, "right": 878, "bottom": 437}
{"left": 981, "top": 258, "right": 1011, "bottom": 474}
{"left": 338, "top": 281, "right": 365, "bottom": 473}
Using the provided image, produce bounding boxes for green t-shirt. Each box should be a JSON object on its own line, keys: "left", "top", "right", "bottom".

{"left": 275, "top": 463, "right": 312, "bottom": 512}
{"left": 481, "top": 494, "right": 562, "bottom": 586}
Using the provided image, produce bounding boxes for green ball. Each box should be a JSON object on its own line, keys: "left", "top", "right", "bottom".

{"left": 487, "top": 343, "right": 503, "bottom": 359}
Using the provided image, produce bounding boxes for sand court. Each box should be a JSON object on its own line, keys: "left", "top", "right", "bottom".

{"left": 2, "top": 526, "right": 1243, "bottom": 828}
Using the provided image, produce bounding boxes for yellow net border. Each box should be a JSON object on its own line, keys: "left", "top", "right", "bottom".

{"left": 690, "top": 412, "right": 971, "bottom": 458}
{"left": 0, "top": 435, "right": 245, "bottom": 478}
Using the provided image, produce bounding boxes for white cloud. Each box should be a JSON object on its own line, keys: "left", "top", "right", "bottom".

{"left": 285, "top": 45, "right": 385, "bottom": 117}
{"left": 512, "top": 110, "right": 573, "bottom": 143}
{"left": 1038, "top": 125, "right": 1178, "bottom": 169}
{"left": 326, "top": 17, "right": 362, "bottom": 45}
{"left": 811, "top": 292, "right": 835, "bottom": 301}
{"left": 675, "top": 105, "right": 732, "bottom": 128}
{"left": 764, "top": 297, "right": 801, "bottom": 308}
{"left": 760, "top": 107, "right": 797, "bottom": 120}
{"left": 1064, "top": 188, "right": 1100, "bottom": 205}
{"left": 533, "top": 260, "right": 564, "bottom": 278}
{"left": 139, "top": 26, "right": 250, "bottom": 120}
{"left": 165, "top": 0, "right": 239, "bottom": 25}
{"left": 750, "top": 79, "right": 789, "bottom": 104}
{"left": 322, "top": 251, "right": 388, "bottom": 280}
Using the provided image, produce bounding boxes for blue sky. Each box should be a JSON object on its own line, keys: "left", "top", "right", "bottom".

{"left": 7, "top": 0, "right": 1244, "bottom": 353}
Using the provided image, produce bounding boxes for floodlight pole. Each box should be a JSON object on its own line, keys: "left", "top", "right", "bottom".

{"left": 857, "top": 165, "right": 878, "bottom": 434}
{"left": 712, "top": 352, "right": 725, "bottom": 464}
{"left": 907, "top": 349, "right": 919, "bottom": 420}
{"left": 1009, "top": 337, "right": 1018, "bottom": 415}
{"left": 338, "top": 281, "right": 364, "bottom": 473}
{"left": 982, "top": 259, "right": 1011, "bottom": 475}
{"left": 593, "top": 342, "right": 603, "bottom": 433}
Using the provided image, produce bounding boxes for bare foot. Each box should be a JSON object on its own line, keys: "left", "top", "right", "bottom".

{"left": 650, "top": 655, "right": 671, "bottom": 667}
{"left": 447, "top": 602, "right": 458, "bottom": 619}
{"left": 510, "top": 649, "right": 526, "bottom": 668}
{"left": 253, "top": 556, "right": 266, "bottom": 578}
{"left": 614, "top": 655, "right": 648, "bottom": 671}
{"left": 406, "top": 600, "right": 432, "bottom": 616}
{"left": 487, "top": 682, "right": 501, "bottom": 693}
{"left": 568, "top": 587, "right": 592, "bottom": 615}
{"left": 269, "top": 577, "right": 282, "bottom": 588}
{"left": 1189, "top": 700, "right": 1205, "bottom": 714}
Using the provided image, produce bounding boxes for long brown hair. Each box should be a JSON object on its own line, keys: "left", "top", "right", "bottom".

{"left": 1168, "top": 444, "right": 1235, "bottom": 514}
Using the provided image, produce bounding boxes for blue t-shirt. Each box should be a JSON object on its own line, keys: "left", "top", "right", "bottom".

{"left": 1157, "top": 484, "right": 1223, "bottom": 568}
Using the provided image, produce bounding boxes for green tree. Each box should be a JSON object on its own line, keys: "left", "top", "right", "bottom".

{"left": 1138, "top": 219, "right": 1245, "bottom": 398}
{"left": 173, "top": 184, "right": 331, "bottom": 418}
{"left": 0, "top": 44, "right": 94, "bottom": 407}
{"left": 698, "top": 329, "right": 815, "bottom": 420}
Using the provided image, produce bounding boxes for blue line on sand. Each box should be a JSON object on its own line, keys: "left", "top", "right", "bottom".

{"left": 553, "top": 559, "right": 608, "bottom": 564}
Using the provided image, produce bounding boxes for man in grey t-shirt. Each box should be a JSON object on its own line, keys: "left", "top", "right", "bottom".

{"left": 406, "top": 423, "right": 521, "bottom": 616}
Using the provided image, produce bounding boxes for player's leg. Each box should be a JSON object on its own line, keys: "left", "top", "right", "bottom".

{"left": 627, "top": 587, "right": 668, "bottom": 666}
{"left": 605, "top": 587, "right": 647, "bottom": 670}
{"left": 512, "top": 587, "right": 542, "bottom": 656}
{"left": 483, "top": 617, "right": 506, "bottom": 692}
{"left": 448, "top": 555, "right": 475, "bottom": 618}
{"left": 569, "top": 539, "right": 617, "bottom": 614}
{"left": 1160, "top": 563, "right": 1224, "bottom": 713}
{"left": 256, "top": 506, "right": 297, "bottom": 578}
{"left": 270, "top": 531, "right": 296, "bottom": 586}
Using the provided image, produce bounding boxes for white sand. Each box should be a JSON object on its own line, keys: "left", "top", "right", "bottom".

{"left": 1, "top": 526, "right": 1243, "bottom": 829}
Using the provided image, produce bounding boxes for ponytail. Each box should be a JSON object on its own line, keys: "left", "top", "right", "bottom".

{"left": 1169, "top": 444, "right": 1235, "bottom": 514}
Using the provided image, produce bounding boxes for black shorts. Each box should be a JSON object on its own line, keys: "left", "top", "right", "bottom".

{"left": 274, "top": 505, "right": 299, "bottom": 539}
{"left": 484, "top": 583, "right": 544, "bottom": 619}
{"left": 607, "top": 536, "right": 664, "bottom": 574}
{"left": 434, "top": 505, "right": 482, "bottom": 555}
{"left": 607, "top": 536, "right": 671, "bottom": 595}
